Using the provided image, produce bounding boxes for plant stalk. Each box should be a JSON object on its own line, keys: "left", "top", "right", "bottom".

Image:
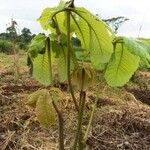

{"left": 52, "top": 101, "right": 65, "bottom": 150}
{"left": 84, "top": 86, "right": 99, "bottom": 141}
{"left": 66, "top": 10, "right": 79, "bottom": 112}
{"left": 47, "top": 37, "right": 53, "bottom": 85}
{"left": 73, "top": 68, "right": 86, "bottom": 150}
{"left": 73, "top": 91, "right": 86, "bottom": 150}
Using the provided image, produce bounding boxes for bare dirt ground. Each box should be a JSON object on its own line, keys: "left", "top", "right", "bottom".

{"left": 0, "top": 53, "right": 150, "bottom": 150}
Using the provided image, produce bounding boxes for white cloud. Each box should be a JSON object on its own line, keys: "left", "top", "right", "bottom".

{"left": 0, "top": 0, "right": 150, "bottom": 37}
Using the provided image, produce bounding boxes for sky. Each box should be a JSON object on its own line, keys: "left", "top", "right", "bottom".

{"left": 0, "top": 0, "right": 150, "bottom": 37}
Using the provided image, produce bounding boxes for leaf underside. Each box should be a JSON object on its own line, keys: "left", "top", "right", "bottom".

{"left": 35, "top": 89, "right": 56, "bottom": 128}
{"left": 105, "top": 43, "right": 140, "bottom": 87}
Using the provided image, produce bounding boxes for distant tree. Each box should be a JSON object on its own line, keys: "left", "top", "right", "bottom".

{"left": 6, "top": 18, "right": 18, "bottom": 39}
{"left": 32, "top": 34, "right": 36, "bottom": 38}
{"left": 102, "top": 16, "right": 129, "bottom": 33}
{"left": 20, "top": 27, "right": 32, "bottom": 43}
{"left": 0, "top": 19, "right": 18, "bottom": 41}
{"left": 6, "top": 18, "right": 20, "bottom": 80}
{"left": 0, "top": 18, "right": 34, "bottom": 51}
{"left": 0, "top": 33, "right": 10, "bottom": 40}
{"left": 17, "top": 27, "right": 32, "bottom": 49}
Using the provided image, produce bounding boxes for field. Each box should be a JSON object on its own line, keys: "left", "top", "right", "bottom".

{"left": 0, "top": 52, "right": 150, "bottom": 150}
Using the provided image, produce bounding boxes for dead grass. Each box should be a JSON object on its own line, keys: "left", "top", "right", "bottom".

{"left": 0, "top": 53, "right": 150, "bottom": 150}
{"left": 87, "top": 94, "right": 150, "bottom": 150}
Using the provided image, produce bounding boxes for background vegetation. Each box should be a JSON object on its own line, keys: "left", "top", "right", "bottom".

{"left": 0, "top": 27, "right": 34, "bottom": 54}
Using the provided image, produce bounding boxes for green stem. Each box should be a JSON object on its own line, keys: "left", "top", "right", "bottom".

{"left": 66, "top": 10, "right": 79, "bottom": 112}
{"left": 53, "top": 17, "right": 61, "bottom": 39}
{"left": 84, "top": 85, "right": 100, "bottom": 141}
{"left": 78, "top": 69, "right": 86, "bottom": 150}
{"left": 69, "top": 0, "right": 75, "bottom": 8}
{"left": 73, "top": 68, "right": 86, "bottom": 150}
{"left": 70, "top": 12, "right": 86, "bottom": 51}
{"left": 73, "top": 91, "right": 86, "bottom": 150}
{"left": 52, "top": 101, "right": 65, "bottom": 150}
{"left": 47, "top": 37, "right": 53, "bottom": 85}
{"left": 51, "top": 9, "right": 66, "bottom": 20}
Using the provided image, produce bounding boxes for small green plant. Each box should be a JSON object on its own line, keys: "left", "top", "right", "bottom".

{"left": 27, "top": 0, "right": 150, "bottom": 149}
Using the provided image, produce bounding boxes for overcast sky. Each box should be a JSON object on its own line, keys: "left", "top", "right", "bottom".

{"left": 0, "top": 0, "right": 150, "bottom": 37}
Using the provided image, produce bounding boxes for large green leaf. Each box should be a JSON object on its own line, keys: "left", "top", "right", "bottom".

{"left": 71, "top": 8, "right": 114, "bottom": 67}
{"left": 28, "top": 34, "right": 46, "bottom": 58}
{"left": 139, "top": 59, "right": 150, "bottom": 69}
{"left": 38, "top": 6, "right": 75, "bottom": 34}
{"left": 26, "top": 89, "right": 46, "bottom": 108}
{"left": 32, "top": 53, "right": 53, "bottom": 86}
{"left": 123, "top": 37, "right": 150, "bottom": 63}
{"left": 57, "top": 45, "right": 67, "bottom": 82}
{"left": 38, "top": 6, "right": 114, "bottom": 70}
{"left": 32, "top": 38, "right": 54, "bottom": 86}
{"left": 105, "top": 43, "right": 140, "bottom": 87}
{"left": 30, "top": 33, "right": 77, "bottom": 84}
{"left": 50, "top": 32, "right": 78, "bottom": 82}
{"left": 52, "top": 41, "right": 77, "bottom": 82}
{"left": 38, "top": 8, "right": 56, "bottom": 31}
{"left": 35, "top": 89, "right": 56, "bottom": 128}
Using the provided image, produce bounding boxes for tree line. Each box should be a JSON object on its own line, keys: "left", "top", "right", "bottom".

{"left": 0, "top": 18, "right": 35, "bottom": 54}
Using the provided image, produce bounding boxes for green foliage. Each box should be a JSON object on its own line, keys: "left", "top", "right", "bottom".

{"left": 28, "top": 33, "right": 46, "bottom": 58}
{"left": 49, "top": 87, "right": 64, "bottom": 102}
{"left": 34, "top": 5, "right": 115, "bottom": 86}
{"left": 32, "top": 50, "right": 53, "bottom": 86}
{"left": 57, "top": 43, "right": 77, "bottom": 82}
{"left": 38, "top": 6, "right": 114, "bottom": 66}
{"left": 123, "top": 37, "right": 150, "bottom": 64}
{"left": 17, "top": 28, "right": 33, "bottom": 50}
{"left": 72, "top": 8, "right": 114, "bottom": 65}
{"left": 110, "top": 37, "right": 150, "bottom": 71}
{"left": 139, "top": 59, "right": 150, "bottom": 69}
{"left": 35, "top": 90, "right": 56, "bottom": 127}
{"left": 30, "top": 34, "right": 53, "bottom": 86}
{"left": 30, "top": 2, "right": 150, "bottom": 88}
{"left": 0, "top": 33, "right": 10, "bottom": 40}
{"left": 26, "top": 89, "right": 46, "bottom": 108}
{"left": 20, "top": 28, "right": 32, "bottom": 43}
{"left": 27, "top": 1, "right": 150, "bottom": 150}
{"left": 38, "top": 7, "right": 56, "bottom": 31}
{"left": 6, "top": 20, "right": 17, "bottom": 39}
{"left": 0, "top": 39, "right": 14, "bottom": 54}
{"left": 28, "top": 33, "right": 78, "bottom": 84}
{"left": 28, "top": 0, "right": 150, "bottom": 88}
{"left": 104, "top": 36, "right": 150, "bottom": 87}
{"left": 27, "top": 89, "right": 58, "bottom": 128}
{"left": 0, "top": 27, "right": 33, "bottom": 51}
{"left": 105, "top": 42, "right": 140, "bottom": 87}
{"left": 124, "top": 37, "right": 150, "bottom": 69}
